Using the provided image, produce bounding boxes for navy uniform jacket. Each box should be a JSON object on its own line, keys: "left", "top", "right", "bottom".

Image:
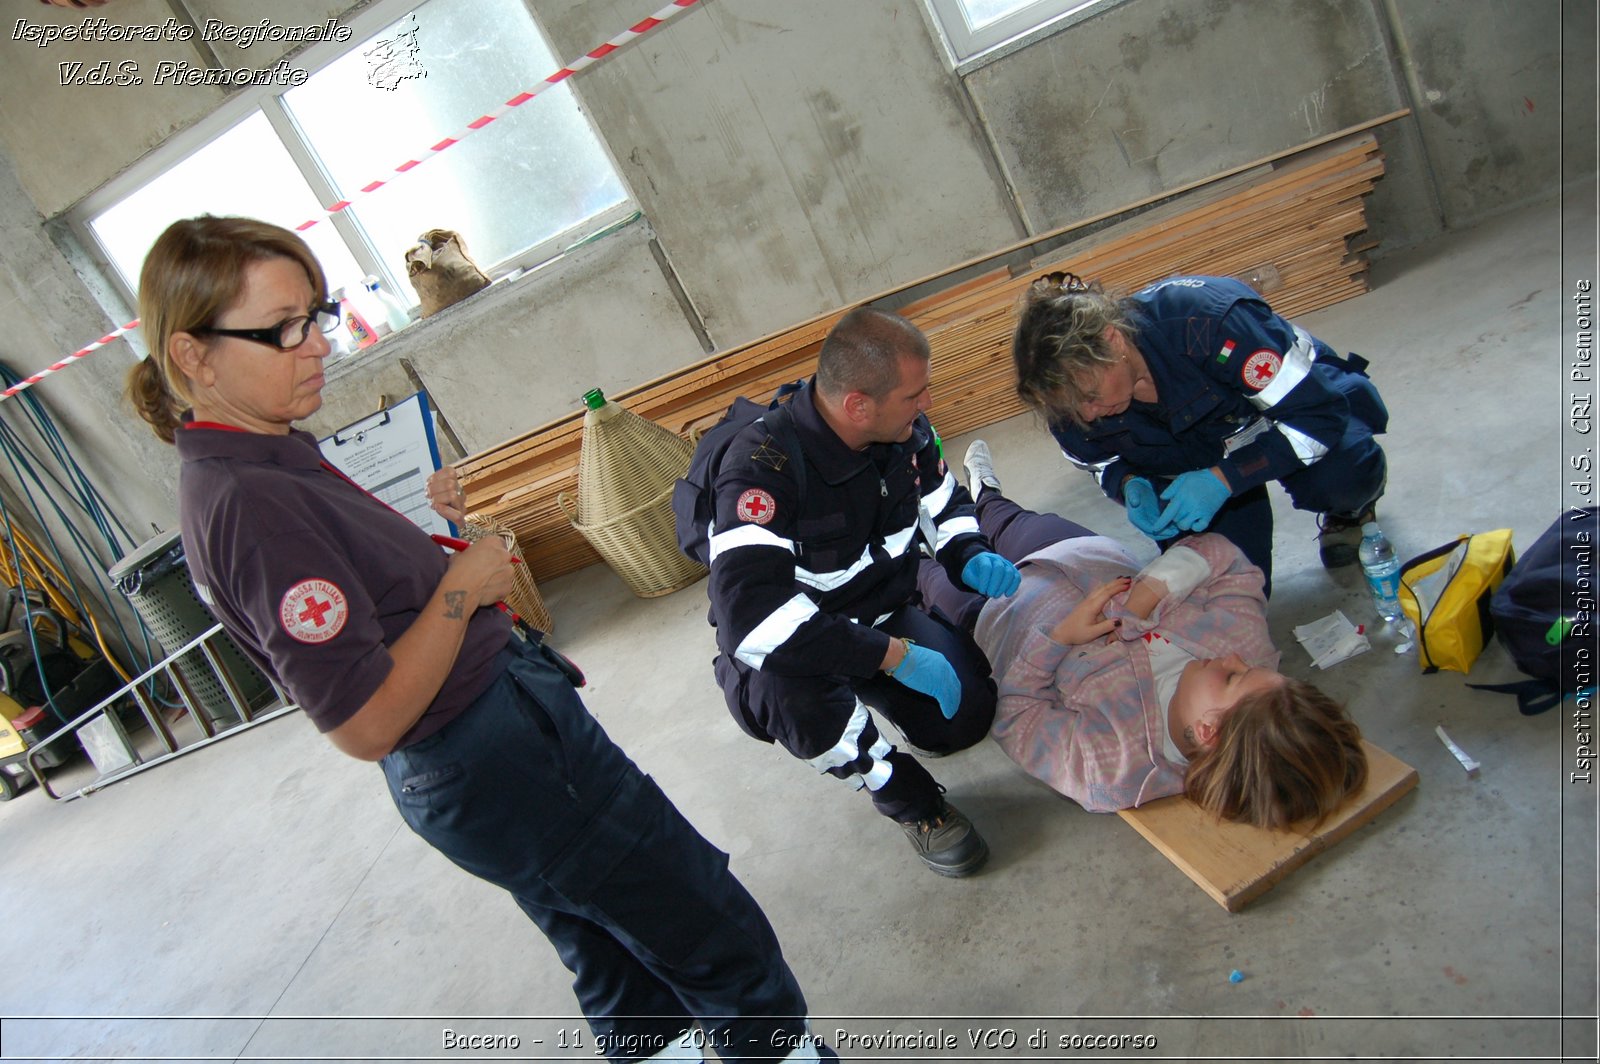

{"left": 1051, "top": 276, "right": 1362, "bottom": 504}
{"left": 175, "top": 418, "right": 509, "bottom": 745}
{"left": 707, "top": 378, "right": 988, "bottom": 680}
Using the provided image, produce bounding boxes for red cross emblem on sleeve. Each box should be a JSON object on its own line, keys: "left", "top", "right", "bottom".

{"left": 1241, "top": 349, "right": 1282, "bottom": 391}
{"left": 280, "top": 579, "right": 349, "bottom": 644}
{"left": 736, "top": 488, "right": 776, "bottom": 525}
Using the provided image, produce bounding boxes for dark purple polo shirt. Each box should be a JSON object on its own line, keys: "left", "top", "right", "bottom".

{"left": 174, "top": 420, "right": 509, "bottom": 746}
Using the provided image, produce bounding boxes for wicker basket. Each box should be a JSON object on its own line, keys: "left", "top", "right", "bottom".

{"left": 557, "top": 391, "right": 706, "bottom": 598}
{"left": 460, "top": 514, "right": 556, "bottom": 633}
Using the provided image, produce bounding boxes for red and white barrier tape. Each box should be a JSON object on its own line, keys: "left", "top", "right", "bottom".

{"left": 297, "top": 0, "right": 699, "bottom": 231}
{"left": 3, "top": 320, "right": 143, "bottom": 399}
{"left": 5, "top": 0, "right": 701, "bottom": 403}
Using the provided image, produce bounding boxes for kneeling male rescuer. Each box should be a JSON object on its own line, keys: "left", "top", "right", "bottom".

{"left": 702, "top": 307, "right": 1021, "bottom": 877}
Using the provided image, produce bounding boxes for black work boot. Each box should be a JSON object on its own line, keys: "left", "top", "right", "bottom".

{"left": 1317, "top": 504, "right": 1376, "bottom": 569}
{"left": 897, "top": 800, "right": 989, "bottom": 877}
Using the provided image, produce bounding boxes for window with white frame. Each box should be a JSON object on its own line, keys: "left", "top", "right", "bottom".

{"left": 926, "top": 0, "right": 1111, "bottom": 67}
{"left": 80, "top": 0, "right": 631, "bottom": 311}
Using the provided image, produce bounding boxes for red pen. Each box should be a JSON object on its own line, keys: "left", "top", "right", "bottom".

{"left": 432, "top": 533, "right": 523, "bottom": 563}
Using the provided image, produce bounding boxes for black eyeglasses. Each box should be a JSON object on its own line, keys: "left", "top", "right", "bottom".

{"left": 197, "top": 300, "right": 342, "bottom": 351}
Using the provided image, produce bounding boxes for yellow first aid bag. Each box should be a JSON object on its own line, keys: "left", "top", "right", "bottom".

{"left": 1398, "top": 529, "right": 1516, "bottom": 674}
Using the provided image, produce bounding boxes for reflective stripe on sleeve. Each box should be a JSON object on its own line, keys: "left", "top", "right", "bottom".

{"left": 794, "top": 522, "right": 919, "bottom": 592}
{"left": 709, "top": 521, "right": 797, "bottom": 563}
{"left": 921, "top": 470, "right": 956, "bottom": 515}
{"left": 934, "top": 514, "right": 979, "bottom": 552}
{"left": 1276, "top": 421, "right": 1331, "bottom": 465}
{"left": 795, "top": 551, "right": 874, "bottom": 593}
{"left": 882, "top": 522, "right": 917, "bottom": 557}
{"left": 1248, "top": 327, "right": 1315, "bottom": 411}
{"left": 734, "top": 593, "right": 820, "bottom": 668}
{"left": 1061, "top": 447, "right": 1115, "bottom": 475}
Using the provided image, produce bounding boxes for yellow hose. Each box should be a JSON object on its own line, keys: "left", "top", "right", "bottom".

{"left": 0, "top": 524, "right": 134, "bottom": 682}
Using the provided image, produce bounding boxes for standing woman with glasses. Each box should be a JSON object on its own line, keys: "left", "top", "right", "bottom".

{"left": 128, "top": 215, "right": 833, "bottom": 1063}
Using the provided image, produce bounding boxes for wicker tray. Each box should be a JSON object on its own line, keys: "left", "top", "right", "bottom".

{"left": 460, "top": 514, "right": 556, "bottom": 633}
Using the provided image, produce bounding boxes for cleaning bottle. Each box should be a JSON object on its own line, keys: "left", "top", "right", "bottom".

{"left": 363, "top": 275, "right": 413, "bottom": 335}
{"left": 338, "top": 286, "right": 379, "bottom": 349}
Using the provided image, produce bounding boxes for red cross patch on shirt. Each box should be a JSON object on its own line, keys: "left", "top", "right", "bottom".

{"left": 280, "top": 579, "right": 349, "bottom": 644}
{"left": 1241, "top": 349, "right": 1282, "bottom": 391}
{"left": 736, "top": 488, "right": 776, "bottom": 525}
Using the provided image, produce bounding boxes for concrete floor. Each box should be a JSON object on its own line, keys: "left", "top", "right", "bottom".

{"left": 2, "top": 181, "right": 1595, "bottom": 1063}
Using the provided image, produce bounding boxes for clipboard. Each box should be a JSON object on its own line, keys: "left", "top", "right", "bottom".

{"left": 318, "top": 390, "right": 450, "bottom": 536}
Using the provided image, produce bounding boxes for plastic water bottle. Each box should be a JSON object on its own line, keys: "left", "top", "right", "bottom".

{"left": 1358, "top": 521, "right": 1404, "bottom": 623}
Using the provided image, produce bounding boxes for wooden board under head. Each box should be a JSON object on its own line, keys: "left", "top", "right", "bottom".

{"left": 1117, "top": 740, "right": 1417, "bottom": 912}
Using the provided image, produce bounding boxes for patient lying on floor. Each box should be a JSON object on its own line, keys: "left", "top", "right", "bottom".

{"left": 917, "top": 443, "right": 1367, "bottom": 829}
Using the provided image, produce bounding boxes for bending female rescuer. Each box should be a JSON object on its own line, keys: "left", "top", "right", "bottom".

{"left": 128, "top": 214, "right": 834, "bottom": 1063}
{"left": 1012, "top": 273, "right": 1390, "bottom": 594}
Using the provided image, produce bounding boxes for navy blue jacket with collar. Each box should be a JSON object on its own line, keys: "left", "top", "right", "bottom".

{"left": 1049, "top": 275, "right": 1359, "bottom": 503}
{"left": 706, "top": 378, "right": 988, "bottom": 680}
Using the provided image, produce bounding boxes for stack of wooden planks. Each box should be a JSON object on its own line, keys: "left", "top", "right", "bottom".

{"left": 459, "top": 130, "right": 1386, "bottom": 582}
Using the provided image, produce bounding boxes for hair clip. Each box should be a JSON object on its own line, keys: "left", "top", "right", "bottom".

{"left": 1034, "top": 270, "right": 1091, "bottom": 294}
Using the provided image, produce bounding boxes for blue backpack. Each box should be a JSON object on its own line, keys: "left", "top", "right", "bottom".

{"left": 1469, "top": 506, "right": 1597, "bottom": 714}
{"left": 671, "top": 381, "right": 808, "bottom": 566}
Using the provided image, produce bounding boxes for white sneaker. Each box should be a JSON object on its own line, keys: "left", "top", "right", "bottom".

{"left": 962, "top": 439, "right": 1001, "bottom": 497}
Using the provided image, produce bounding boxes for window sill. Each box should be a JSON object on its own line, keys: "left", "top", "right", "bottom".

{"left": 322, "top": 209, "right": 648, "bottom": 388}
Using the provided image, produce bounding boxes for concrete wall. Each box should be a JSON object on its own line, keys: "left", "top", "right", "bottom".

{"left": 961, "top": 0, "right": 1576, "bottom": 262}
{"left": 0, "top": 0, "right": 1585, "bottom": 594}
{"left": 538, "top": 0, "right": 1024, "bottom": 348}
{"left": 1386, "top": 0, "right": 1586, "bottom": 219}
{"left": 966, "top": 0, "right": 1405, "bottom": 229}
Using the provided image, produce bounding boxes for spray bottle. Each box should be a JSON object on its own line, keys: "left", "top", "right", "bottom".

{"left": 337, "top": 286, "right": 379, "bottom": 349}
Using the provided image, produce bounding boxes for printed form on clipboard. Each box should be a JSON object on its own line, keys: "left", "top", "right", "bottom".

{"left": 317, "top": 390, "right": 450, "bottom": 537}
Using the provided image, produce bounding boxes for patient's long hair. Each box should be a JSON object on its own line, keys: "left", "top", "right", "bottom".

{"left": 1183, "top": 679, "right": 1367, "bottom": 830}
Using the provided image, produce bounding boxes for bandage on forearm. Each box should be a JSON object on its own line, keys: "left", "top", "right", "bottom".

{"left": 1135, "top": 545, "right": 1211, "bottom": 603}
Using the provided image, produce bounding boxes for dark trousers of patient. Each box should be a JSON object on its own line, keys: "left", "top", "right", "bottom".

{"left": 916, "top": 489, "right": 1099, "bottom": 633}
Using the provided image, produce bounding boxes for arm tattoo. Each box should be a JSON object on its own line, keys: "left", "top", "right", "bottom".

{"left": 442, "top": 590, "right": 467, "bottom": 620}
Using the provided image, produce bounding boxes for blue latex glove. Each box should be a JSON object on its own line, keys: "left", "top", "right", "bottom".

{"left": 889, "top": 640, "right": 962, "bottom": 719}
{"left": 1157, "top": 469, "right": 1232, "bottom": 532}
{"left": 1123, "top": 476, "right": 1179, "bottom": 540}
{"left": 961, "top": 551, "right": 1021, "bottom": 598}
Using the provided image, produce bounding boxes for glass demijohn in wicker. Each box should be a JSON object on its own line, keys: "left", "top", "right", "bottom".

{"left": 557, "top": 388, "right": 707, "bottom": 598}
